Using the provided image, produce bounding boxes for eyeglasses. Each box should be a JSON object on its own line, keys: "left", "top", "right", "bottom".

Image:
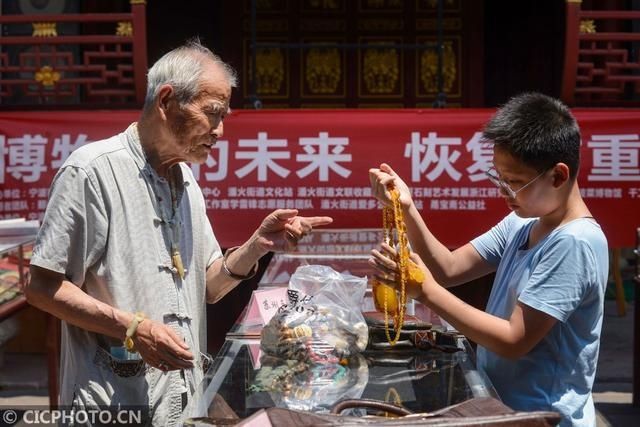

{"left": 484, "top": 168, "right": 547, "bottom": 199}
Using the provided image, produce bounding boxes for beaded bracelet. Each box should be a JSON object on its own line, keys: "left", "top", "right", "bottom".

{"left": 222, "top": 246, "right": 259, "bottom": 281}
{"left": 124, "top": 311, "right": 145, "bottom": 353}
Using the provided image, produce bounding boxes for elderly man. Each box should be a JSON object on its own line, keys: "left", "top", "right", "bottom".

{"left": 26, "top": 40, "right": 332, "bottom": 425}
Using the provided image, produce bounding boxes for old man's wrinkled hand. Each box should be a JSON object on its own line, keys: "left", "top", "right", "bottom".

{"left": 253, "top": 209, "right": 333, "bottom": 254}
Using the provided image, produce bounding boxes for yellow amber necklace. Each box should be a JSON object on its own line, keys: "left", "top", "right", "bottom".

{"left": 381, "top": 188, "right": 408, "bottom": 346}
{"left": 376, "top": 188, "right": 425, "bottom": 346}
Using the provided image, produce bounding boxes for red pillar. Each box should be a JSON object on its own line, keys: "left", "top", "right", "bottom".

{"left": 561, "top": 0, "right": 581, "bottom": 106}
{"left": 131, "top": 0, "right": 148, "bottom": 105}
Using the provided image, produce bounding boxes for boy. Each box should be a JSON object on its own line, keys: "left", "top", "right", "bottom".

{"left": 369, "top": 93, "right": 608, "bottom": 426}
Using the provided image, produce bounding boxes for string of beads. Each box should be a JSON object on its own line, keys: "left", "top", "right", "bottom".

{"left": 381, "top": 188, "right": 409, "bottom": 346}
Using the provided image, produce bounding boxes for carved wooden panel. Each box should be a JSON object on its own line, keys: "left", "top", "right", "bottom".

{"left": 562, "top": 2, "right": 640, "bottom": 106}
{"left": 222, "top": 0, "right": 482, "bottom": 108}
{"left": 576, "top": 40, "right": 640, "bottom": 103}
{"left": 358, "top": 37, "right": 403, "bottom": 99}
{"left": 244, "top": 38, "right": 290, "bottom": 100}
{"left": 0, "top": 3, "right": 147, "bottom": 108}
{"left": 300, "top": 38, "right": 346, "bottom": 98}
{"left": 415, "top": 36, "right": 461, "bottom": 99}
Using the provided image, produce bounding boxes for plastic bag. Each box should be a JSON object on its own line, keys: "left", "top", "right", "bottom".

{"left": 261, "top": 264, "right": 369, "bottom": 362}
{"left": 249, "top": 353, "right": 369, "bottom": 413}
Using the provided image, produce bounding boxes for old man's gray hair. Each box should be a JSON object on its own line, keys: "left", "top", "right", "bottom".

{"left": 144, "top": 38, "right": 237, "bottom": 110}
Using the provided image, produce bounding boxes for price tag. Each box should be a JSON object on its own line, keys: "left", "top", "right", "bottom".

{"left": 244, "top": 287, "right": 288, "bottom": 326}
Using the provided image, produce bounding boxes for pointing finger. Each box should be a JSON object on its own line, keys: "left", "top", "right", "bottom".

{"left": 303, "top": 216, "right": 333, "bottom": 227}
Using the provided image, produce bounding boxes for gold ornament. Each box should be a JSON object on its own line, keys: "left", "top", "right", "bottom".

{"left": 32, "top": 22, "right": 57, "bottom": 37}
{"left": 420, "top": 42, "right": 456, "bottom": 94}
{"left": 256, "top": 48, "right": 284, "bottom": 94}
{"left": 363, "top": 47, "right": 399, "bottom": 94}
{"left": 305, "top": 47, "right": 341, "bottom": 94}
{"left": 35, "top": 66, "right": 61, "bottom": 87}
{"left": 116, "top": 21, "right": 133, "bottom": 37}
{"left": 579, "top": 19, "right": 596, "bottom": 34}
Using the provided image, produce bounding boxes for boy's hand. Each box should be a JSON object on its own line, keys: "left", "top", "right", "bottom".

{"left": 369, "top": 242, "right": 432, "bottom": 300}
{"left": 369, "top": 163, "right": 413, "bottom": 208}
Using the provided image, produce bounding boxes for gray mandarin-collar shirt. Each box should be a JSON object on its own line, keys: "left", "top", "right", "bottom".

{"left": 31, "top": 124, "right": 222, "bottom": 426}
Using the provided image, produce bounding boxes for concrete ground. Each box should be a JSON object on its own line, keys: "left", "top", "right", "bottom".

{"left": 0, "top": 301, "right": 637, "bottom": 425}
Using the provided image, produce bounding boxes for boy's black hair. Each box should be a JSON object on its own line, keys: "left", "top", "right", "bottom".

{"left": 482, "top": 92, "right": 581, "bottom": 180}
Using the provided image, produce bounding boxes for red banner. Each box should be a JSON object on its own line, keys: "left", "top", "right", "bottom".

{"left": 0, "top": 109, "right": 638, "bottom": 248}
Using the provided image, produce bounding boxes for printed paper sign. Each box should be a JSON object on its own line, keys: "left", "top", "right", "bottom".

{"left": 244, "top": 287, "right": 288, "bottom": 326}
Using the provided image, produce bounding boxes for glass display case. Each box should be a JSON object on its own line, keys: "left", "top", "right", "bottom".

{"left": 184, "top": 229, "right": 498, "bottom": 423}
{"left": 0, "top": 234, "right": 35, "bottom": 320}
{"left": 184, "top": 336, "right": 497, "bottom": 422}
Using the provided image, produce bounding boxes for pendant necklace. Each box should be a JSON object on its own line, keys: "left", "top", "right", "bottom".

{"left": 169, "top": 169, "right": 185, "bottom": 280}
{"left": 132, "top": 123, "right": 185, "bottom": 280}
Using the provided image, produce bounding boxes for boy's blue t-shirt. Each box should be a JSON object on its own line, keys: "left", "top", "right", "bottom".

{"left": 470, "top": 213, "right": 609, "bottom": 427}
